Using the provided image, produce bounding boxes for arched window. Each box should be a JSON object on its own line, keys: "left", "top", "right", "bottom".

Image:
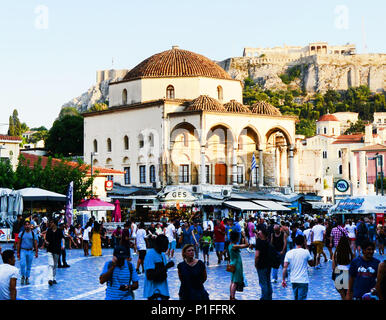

{"left": 338, "top": 165, "right": 343, "bottom": 175}
{"left": 338, "top": 150, "right": 342, "bottom": 158}
{"left": 138, "top": 134, "right": 144, "bottom": 148}
{"left": 150, "top": 165, "right": 156, "bottom": 183}
{"left": 124, "top": 136, "right": 129, "bottom": 150}
{"left": 166, "top": 85, "right": 175, "bottom": 99}
{"left": 93, "top": 139, "right": 98, "bottom": 153}
{"left": 217, "top": 86, "right": 223, "bottom": 101}
{"left": 122, "top": 89, "right": 127, "bottom": 105}
{"left": 149, "top": 133, "right": 154, "bottom": 147}
{"left": 107, "top": 138, "right": 112, "bottom": 152}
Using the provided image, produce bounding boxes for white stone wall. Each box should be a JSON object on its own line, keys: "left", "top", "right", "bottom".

{"left": 0, "top": 140, "right": 20, "bottom": 170}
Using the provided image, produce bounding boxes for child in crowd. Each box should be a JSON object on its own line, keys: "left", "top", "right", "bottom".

{"left": 201, "top": 230, "right": 213, "bottom": 266}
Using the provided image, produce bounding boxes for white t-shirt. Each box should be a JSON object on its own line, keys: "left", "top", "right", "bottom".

{"left": 0, "top": 264, "right": 19, "bottom": 300}
{"left": 131, "top": 223, "right": 138, "bottom": 238}
{"left": 345, "top": 224, "right": 356, "bottom": 239}
{"left": 284, "top": 248, "right": 313, "bottom": 284}
{"left": 136, "top": 228, "right": 147, "bottom": 251}
{"left": 303, "top": 229, "right": 312, "bottom": 246}
{"left": 165, "top": 224, "right": 176, "bottom": 243}
{"left": 311, "top": 224, "right": 325, "bottom": 242}
{"left": 83, "top": 226, "right": 92, "bottom": 241}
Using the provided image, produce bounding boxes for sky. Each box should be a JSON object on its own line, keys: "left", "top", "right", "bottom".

{"left": 0, "top": 0, "right": 385, "bottom": 133}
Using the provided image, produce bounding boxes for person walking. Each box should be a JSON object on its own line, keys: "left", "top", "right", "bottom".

{"left": 213, "top": 219, "right": 226, "bottom": 264}
{"left": 58, "top": 223, "right": 70, "bottom": 268}
{"left": 165, "top": 220, "right": 177, "bottom": 259}
{"left": 131, "top": 219, "right": 138, "bottom": 255}
{"left": 367, "top": 217, "right": 377, "bottom": 248}
{"left": 331, "top": 222, "right": 349, "bottom": 252}
{"left": 201, "top": 230, "right": 212, "bottom": 266}
{"left": 17, "top": 220, "right": 38, "bottom": 285}
{"left": 228, "top": 231, "right": 249, "bottom": 300}
{"left": 324, "top": 220, "right": 333, "bottom": 261}
{"left": 135, "top": 222, "right": 148, "bottom": 274}
{"left": 376, "top": 225, "right": 385, "bottom": 256}
{"left": 282, "top": 235, "right": 315, "bottom": 300}
{"left": 82, "top": 221, "right": 92, "bottom": 256}
{"left": 99, "top": 246, "right": 139, "bottom": 300}
{"left": 182, "top": 222, "right": 191, "bottom": 247}
{"left": 12, "top": 215, "right": 23, "bottom": 250}
{"left": 311, "top": 218, "right": 327, "bottom": 268}
{"left": 332, "top": 236, "right": 354, "bottom": 299}
{"left": 45, "top": 219, "right": 64, "bottom": 286}
{"left": 0, "top": 250, "right": 18, "bottom": 300}
{"left": 255, "top": 226, "right": 273, "bottom": 300}
{"left": 346, "top": 240, "right": 380, "bottom": 300}
{"left": 355, "top": 217, "right": 369, "bottom": 254}
{"left": 143, "top": 235, "right": 174, "bottom": 300}
{"left": 246, "top": 217, "right": 256, "bottom": 253}
{"left": 271, "top": 224, "right": 287, "bottom": 284}
{"left": 120, "top": 222, "right": 133, "bottom": 259}
{"left": 345, "top": 219, "right": 357, "bottom": 257}
{"left": 91, "top": 222, "right": 102, "bottom": 257}
{"left": 177, "top": 244, "right": 209, "bottom": 300}
{"left": 189, "top": 220, "right": 203, "bottom": 259}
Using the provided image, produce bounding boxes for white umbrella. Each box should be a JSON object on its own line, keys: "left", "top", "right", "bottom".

{"left": 0, "top": 189, "right": 8, "bottom": 224}
{"left": 17, "top": 187, "right": 67, "bottom": 202}
{"left": 14, "top": 192, "right": 23, "bottom": 216}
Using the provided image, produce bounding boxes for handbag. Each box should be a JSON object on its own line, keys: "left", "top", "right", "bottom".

{"left": 226, "top": 263, "right": 236, "bottom": 273}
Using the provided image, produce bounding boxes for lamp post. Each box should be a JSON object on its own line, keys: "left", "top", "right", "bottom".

{"left": 90, "top": 152, "right": 98, "bottom": 197}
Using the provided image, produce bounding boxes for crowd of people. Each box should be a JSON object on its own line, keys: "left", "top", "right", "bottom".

{"left": 0, "top": 212, "right": 385, "bottom": 301}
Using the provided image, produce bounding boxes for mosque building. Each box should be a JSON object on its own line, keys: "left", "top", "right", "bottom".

{"left": 83, "top": 46, "right": 297, "bottom": 194}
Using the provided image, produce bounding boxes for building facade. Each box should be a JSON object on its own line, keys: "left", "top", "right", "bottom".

{"left": 83, "top": 47, "right": 297, "bottom": 191}
{"left": 0, "top": 135, "right": 22, "bottom": 170}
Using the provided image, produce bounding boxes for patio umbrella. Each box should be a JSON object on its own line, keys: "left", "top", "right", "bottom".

{"left": 77, "top": 198, "right": 115, "bottom": 211}
{"left": 113, "top": 199, "right": 122, "bottom": 222}
{"left": 17, "top": 187, "right": 66, "bottom": 215}
{"left": 14, "top": 192, "right": 23, "bottom": 216}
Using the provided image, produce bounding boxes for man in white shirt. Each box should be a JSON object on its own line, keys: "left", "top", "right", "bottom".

{"left": 311, "top": 218, "right": 327, "bottom": 268}
{"left": 282, "top": 235, "right": 315, "bottom": 300}
{"left": 0, "top": 250, "right": 18, "bottom": 300}
{"left": 82, "top": 222, "right": 92, "bottom": 256}
{"left": 135, "top": 222, "right": 148, "bottom": 274}
{"left": 164, "top": 220, "right": 176, "bottom": 259}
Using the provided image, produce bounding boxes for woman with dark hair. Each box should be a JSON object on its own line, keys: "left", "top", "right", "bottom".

{"left": 91, "top": 222, "right": 102, "bottom": 256}
{"left": 325, "top": 220, "right": 333, "bottom": 261}
{"left": 332, "top": 236, "right": 354, "bottom": 299}
{"left": 177, "top": 244, "right": 209, "bottom": 300}
{"left": 228, "top": 230, "right": 249, "bottom": 300}
{"left": 182, "top": 222, "right": 191, "bottom": 247}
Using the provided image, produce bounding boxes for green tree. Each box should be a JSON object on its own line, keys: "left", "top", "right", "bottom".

{"left": 296, "top": 119, "right": 316, "bottom": 137}
{"left": 344, "top": 119, "right": 366, "bottom": 134}
{"left": 0, "top": 158, "right": 16, "bottom": 188}
{"left": 58, "top": 107, "right": 80, "bottom": 120}
{"left": 86, "top": 102, "right": 108, "bottom": 113}
{"left": 45, "top": 115, "right": 84, "bottom": 157}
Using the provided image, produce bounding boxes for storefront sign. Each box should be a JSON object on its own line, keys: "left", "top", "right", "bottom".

{"left": 164, "top": 189, "right": 196, "bottom": 201}
{"left": 105, "top": 180, "right": 113, "bottom": 191}
{"left": 335, "top": 179, "right": 349, "bottom": 193}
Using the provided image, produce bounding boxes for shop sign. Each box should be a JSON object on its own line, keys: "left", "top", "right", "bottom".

{"left": 164, "top": 189, "right": 196, "bottom": 201}
{"left": 0, "top": 229, "right": 11, "bottom": 242}
{"left": 335, "top": 179, "right": 349, "bottom": 193}
{"left": 105, "top": 180, "right": 113, "bottom": 191}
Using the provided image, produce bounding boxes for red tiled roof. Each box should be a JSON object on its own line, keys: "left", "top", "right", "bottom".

{"left": 122, "top": 47, "right": 232, "bottom": 81}
{"left": 352, "top": 144, "right": 386, "bottom": 152}
{"left": 318, "top": 114, "right": 339, "bottom": 122}
{"left": 20, "top": 153, "right": 124, "bottom": 175}
{"left": 0, "top": 135, "right": 22, "bottom": 142}
{"left": 332, "top": 134, "right": 364, "bottom": 144}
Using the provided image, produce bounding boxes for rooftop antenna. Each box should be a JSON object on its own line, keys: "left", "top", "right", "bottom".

{"left": 362, "top": 17, "right": 368, "bottom": 54}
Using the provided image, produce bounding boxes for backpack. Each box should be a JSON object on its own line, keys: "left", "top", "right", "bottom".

{"left": 267, "top": 243, "right": 281, "bottom": 269}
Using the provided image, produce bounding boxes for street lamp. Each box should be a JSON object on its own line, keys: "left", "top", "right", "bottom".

{"left": 90, "top": 152, "right": 98, "bottom": 197}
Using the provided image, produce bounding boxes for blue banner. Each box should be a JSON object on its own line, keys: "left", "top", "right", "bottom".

{"left": 65, "top": 181, "right": 73, "bottom": 227}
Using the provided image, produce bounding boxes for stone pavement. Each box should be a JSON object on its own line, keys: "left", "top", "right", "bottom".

{"left": 1, "top": 243, "right": 383, "bottom": 300}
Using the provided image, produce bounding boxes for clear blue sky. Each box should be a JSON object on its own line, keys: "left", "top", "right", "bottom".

{"left": 0, "top": 0, "right": 384, "bottom": 132}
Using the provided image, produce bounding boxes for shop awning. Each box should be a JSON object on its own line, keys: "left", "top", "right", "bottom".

{"left": 195, "top": 199, "right": 224, "bottom": 206}
{"left": 224, "top": 201, "right": 266, "bottom": 211}
{"left": 253, "top": 200, "right": 291, "bottom": 211}
{"left": 306, "top": 201, "right": 333, "bottom": 210}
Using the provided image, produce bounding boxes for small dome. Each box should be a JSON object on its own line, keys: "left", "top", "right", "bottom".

{"left": 186, "top": 95, "right": 226, "bottom": 112}
{"left": 318, "top": 114, "right": 339, "bottom": 122}
{"left": 223, "top": 100, "right": 252, "bottom": 113}
{"left": 250, "top": 101, "right": 282, "bottom": 116}
{"left": 123, "top": 47, "right": 232, "bottom": 81}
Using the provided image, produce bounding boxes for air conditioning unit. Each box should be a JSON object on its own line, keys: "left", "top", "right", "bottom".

{"left": 221, "top": 189, "right": 230, "bottom": 197}
{"left": 282, "top": 187, "right": 291, "bottom": 195}
{"left": 192, "top": 185, "right": 202, "bottom": 193}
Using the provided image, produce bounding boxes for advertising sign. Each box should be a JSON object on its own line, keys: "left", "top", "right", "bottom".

{"left": 335, "top": 179, "right": 349, "bottom": 193}
{"left": 105, "top": 180, "right": 113, "bottom": 191}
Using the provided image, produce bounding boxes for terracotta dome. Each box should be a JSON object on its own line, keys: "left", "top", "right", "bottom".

{"left": 250, "top": 101, "right": 282, "bottom": 116}
{"left": 223, "top": 100, "right": 252, "bottom": 113}
{"left": 123, "top": 46, "right": 232, "bottom": 81}
{"left": 318, "top": 114, "right": 339, "bottom": 122}
{"left": 186, "top": 95, "right": 226, "bottom": 112}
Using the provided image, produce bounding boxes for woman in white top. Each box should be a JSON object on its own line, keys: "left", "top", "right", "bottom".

{"left": 344, "top": 219, "right": 357, "bottom": 257}
{"left": 332, "top": 236, "right": 354, "bottom": 300}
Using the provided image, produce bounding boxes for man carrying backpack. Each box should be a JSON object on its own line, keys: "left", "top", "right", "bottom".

{"left": 17, "top": 220, "right": 38, "bottom": 285}
{"left": 99, "top": 246, "right": 139, "bottom": 300}
{"left": 356, "top": 217, "right": 369, "bottom": 254}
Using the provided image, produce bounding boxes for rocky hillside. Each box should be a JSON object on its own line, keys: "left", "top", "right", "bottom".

{"left": 218, "top": 53, "right": 385, "bottom": 94}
